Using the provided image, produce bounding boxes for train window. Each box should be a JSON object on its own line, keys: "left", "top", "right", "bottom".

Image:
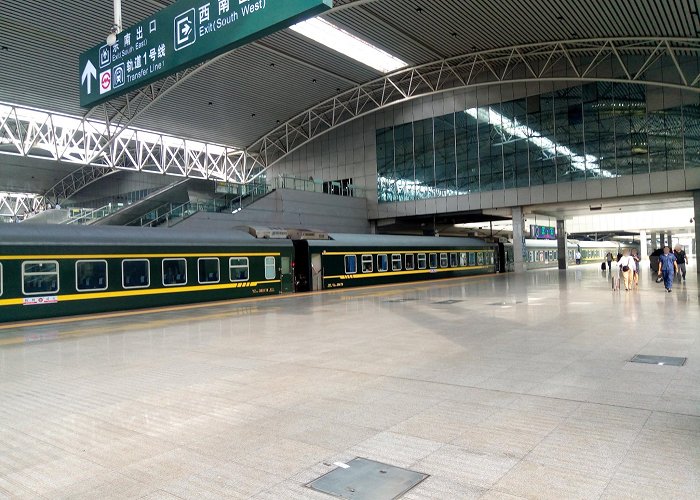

{"left": 76, "top": 260, "right": 108, "bottom": 292}
{"left": 377, "top": 254, "right": 389, "bottom": 272}
{"left": 417, "top": 254, "right": 427, "bottom": 270}
{"left": 264, "top": 257, "right": 276, "bottom": 280}
{"left": 229, "top": 257, "right": 249, "bottom": 282}
{"left": 468, "top": 252, "right": 476, "bottom": 266}
{"left": 163, "top": 259, "right": 187, "bottom": 287}
{"left": 344, "top": 255, "right": 357, "bottom": 274}
{"left": 439, "top": 253, "right": 448, "bottom": 268}
{"left": 477, "top": 252, "right": 484, "bottom": 265}
{"left": 391, "top": 254, "right": 402, "bottom": 271}
{"left": 122, "top": 259, "right": 150, "bottom": 289}
{"left": 198, "top": 258, "right": 220, "bottom": 284}
{"left": 529, "top": 251, "right": 534, "bottom": 262}
{"left": 459, "top": 253, "right": 467, "bottom": 267}
{"left": 449, "top": 253, "right": 458, "bottom": 267}
{"left": 361, "top": 255, "right": 373, "bottom": 273}
{"left": 429, "top": 253, "right": 438, "bottom": 269}
{"left": 0, "top": 263, "right": 3, "bottom": 296}
{"left": 405, "top": 254, "right": 415, "bottom": 270}
{"left": 22, "top": 261, "right": 59, "bottom": 295}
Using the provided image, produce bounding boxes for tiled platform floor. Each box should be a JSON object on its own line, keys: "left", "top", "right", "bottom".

{"left": 0, "top": 264, "right": 698, "bottom": 499}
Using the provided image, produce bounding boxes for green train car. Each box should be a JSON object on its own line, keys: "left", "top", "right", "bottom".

{"left": 0, "top": 225, "right": 498, "bottom": 324}
{"left": 293, "top": 234, "right": 498, "bottom": 291}
{"left": 0, "top": 224, "right": 294, "bottom": 323}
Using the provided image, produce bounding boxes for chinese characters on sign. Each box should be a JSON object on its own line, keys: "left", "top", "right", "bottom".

{"left": 79, "top": 0, "right": 332, "bottom": 107}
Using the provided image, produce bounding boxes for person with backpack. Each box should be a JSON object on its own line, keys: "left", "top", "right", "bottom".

{"left": 618, "top": 249, "right": 637, "bottom": 291}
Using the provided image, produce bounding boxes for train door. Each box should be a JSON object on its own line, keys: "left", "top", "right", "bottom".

{"left": 292, "top": 240, "right": 310, "bottom": 292}
{"left": 311, "top": 253, "right": 323, "bottom": 291}
{"left": 280, "top": 256, "right": 293, "bottom": 293}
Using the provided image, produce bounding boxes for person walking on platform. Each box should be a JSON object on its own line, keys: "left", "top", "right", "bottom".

{"left": 618, "top": 249, "right": 636, "bottom": 291}
{"left": 575, "top": 250, "right": 582, "bottom": 265}
{"left": 631, "top": 248, "right": 641, "bottom": 287}
{"left": 673, "top": 244, "right": 688, "bottom": 281}
{"left": 605, "top": 252, "right": 613, "bottom": 272}
{"left": 658, "top": 246, "right": 679, "bottom": 293}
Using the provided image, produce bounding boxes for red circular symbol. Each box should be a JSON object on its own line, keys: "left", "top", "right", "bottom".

{"left": 101, "top": 72, "right": 111, "bottom": 89}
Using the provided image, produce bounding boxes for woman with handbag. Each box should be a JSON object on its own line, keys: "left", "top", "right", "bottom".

{"left": 618, "top": 249, "right": 636, "bottom": 291}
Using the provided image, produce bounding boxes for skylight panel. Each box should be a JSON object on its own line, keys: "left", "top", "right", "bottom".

{"left": 291, "top": 17, "right": 407, "bottom": 74}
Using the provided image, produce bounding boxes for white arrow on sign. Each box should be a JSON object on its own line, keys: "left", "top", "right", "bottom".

{"left": 82, "top": 60, "right": 97, "bottom": 94}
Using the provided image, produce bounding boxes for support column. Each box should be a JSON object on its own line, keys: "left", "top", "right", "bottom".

{"left": 512, "top": 207, "right": 526, "bottom": 273}
{"left": 640, "top": 230, "right": 648, "bottom": 262}
{"left": 659, "top": 232, "right": 666, "bottom": 249}
{"left": 557, "top": 219, "right": 567, "bottom": 270}
{"left": 650, "top": 232, "right": 657, "bottom": 252}
{"left": 694, "top": 191, "right": 700, "bottom": 277}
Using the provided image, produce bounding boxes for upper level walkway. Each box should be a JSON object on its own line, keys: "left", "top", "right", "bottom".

{"left": 0, "top": 265, "right": 697, "bottom": 498}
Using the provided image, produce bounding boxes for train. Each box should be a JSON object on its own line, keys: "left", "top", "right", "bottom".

{"left": 0, "top": 224, "right": 498, "bottom": 323}
{"left": 504, "top": 239, "right": 640, "bottom": 270}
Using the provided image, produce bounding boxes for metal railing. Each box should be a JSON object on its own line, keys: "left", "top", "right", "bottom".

{"left": 132, "top": 183, "right": 274, "bottom": 227}
{"left": 65, "top": 204, "right": 123, "bottom": 225}
{"left": 271, "top": 176, "right": 366, "bottom": 198}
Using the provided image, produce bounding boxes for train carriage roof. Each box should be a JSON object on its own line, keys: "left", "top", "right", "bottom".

{"left": 307, "top": 234, "right": 494, "bottom": 249}
{"left": 0, "top": 224, "right": 292, "bottom": 248}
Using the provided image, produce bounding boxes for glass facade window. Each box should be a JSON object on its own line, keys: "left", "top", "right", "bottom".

{"left": 377, "top": 83, "right": 700, "bottom": 202}
{"left": 76, "top": 260, "right": 108, "bottom": 291}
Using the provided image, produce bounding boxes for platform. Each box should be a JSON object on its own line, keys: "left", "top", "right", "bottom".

{"left": 0, "top": 265, "right": 698, "bottom": 499}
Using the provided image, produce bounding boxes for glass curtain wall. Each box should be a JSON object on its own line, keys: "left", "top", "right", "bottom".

{"left": 377, "top": 82, "right": 700, "bottom": 203}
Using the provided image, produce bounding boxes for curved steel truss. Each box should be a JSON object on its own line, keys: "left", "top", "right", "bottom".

{"left": 0, "top": 192, "right": 44, "bottom": 220}
{"left": 0, "top": 102, "right": 247, "bottom": 201}
{"left": 244, "top": 37, "right": 700, "bottom": 182}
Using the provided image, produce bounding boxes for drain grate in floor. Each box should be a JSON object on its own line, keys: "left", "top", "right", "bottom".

{"left": 433, "top": 299, "right": 463, "bottom": 305}
{"left": 306, "top": 457, "right": 429, "bottom": 500}
{"left": 630, "top": 354, "right": 687, "bottom": 366}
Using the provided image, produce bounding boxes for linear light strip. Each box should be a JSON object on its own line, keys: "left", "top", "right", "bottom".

{"left": 291, "top": 17, "right": 407, "bottom": 74}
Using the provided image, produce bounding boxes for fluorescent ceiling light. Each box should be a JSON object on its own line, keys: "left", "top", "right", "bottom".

{"left": 291, "top": 17, "right": 407, "bottom": 74}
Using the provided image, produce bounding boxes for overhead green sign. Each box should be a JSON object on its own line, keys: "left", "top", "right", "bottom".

{"left": 79, "top": 0, "right": 333, "bottom": 108}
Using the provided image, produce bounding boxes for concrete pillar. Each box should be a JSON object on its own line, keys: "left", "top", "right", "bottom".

{"left": 640, "top": 230, "right": 648, "bottom": 261}
{"left": 557, "top": 219, "right": 567, "bottom": 270}
{"left": 650, "top": 232, "right": 657, "bottom": 252}
{"left": 694, "top": 191, "right": 700, "bottom": 276}
{"left": 667, "top": 232, "right": 673, "bottom": 249}
{"left": 512, "top": 207, "right": 526, "bottom": 273}
{"left": 659, "top": 232, "right": 665, "bottom": 250}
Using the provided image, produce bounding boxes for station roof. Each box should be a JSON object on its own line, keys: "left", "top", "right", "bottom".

{"left": 1, "top": 0, "right": 698, "bottom": 149}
